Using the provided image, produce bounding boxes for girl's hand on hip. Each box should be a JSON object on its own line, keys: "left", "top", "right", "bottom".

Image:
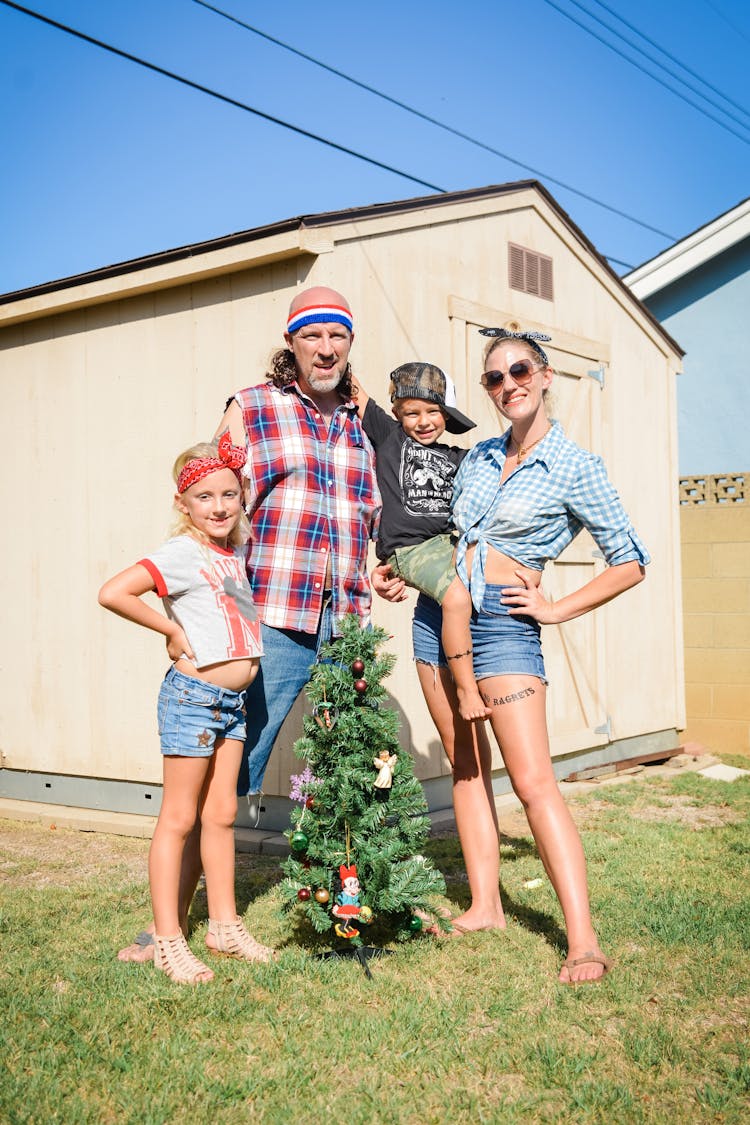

{"left": 166, "top": 626, "right": 195, "bottom": 663}
{"left": 502, "top": 571, "right": 559, "bottom": 624}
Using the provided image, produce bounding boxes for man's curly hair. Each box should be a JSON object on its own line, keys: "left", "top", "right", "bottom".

{"left": 266, "top": 348, "right": 354, "bottom": 401}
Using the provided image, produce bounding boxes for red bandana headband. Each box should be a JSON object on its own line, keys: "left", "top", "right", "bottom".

{"left": 177, "top": 431, "right": 247, "bottom": 494}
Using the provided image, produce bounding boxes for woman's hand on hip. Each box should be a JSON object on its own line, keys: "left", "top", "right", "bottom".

{"left": 502, "top": 571, "right": 559, "bottom": 624}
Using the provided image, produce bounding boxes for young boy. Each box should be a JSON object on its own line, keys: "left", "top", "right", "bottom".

{"left": 355, "top": 362, "right": 490, "bottom": 721}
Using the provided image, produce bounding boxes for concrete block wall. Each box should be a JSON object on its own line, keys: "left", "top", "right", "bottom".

{"left": 681, "top": 497, "right": 750, "bottom": 756}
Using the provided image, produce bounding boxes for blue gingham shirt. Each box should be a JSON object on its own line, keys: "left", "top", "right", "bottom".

{"left": 453, "top": 421, "right": 649, "bottom": 611}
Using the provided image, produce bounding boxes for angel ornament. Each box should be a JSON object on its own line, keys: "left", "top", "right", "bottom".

{"left": 373, "top": 748, "right": 398, "bottom": 800}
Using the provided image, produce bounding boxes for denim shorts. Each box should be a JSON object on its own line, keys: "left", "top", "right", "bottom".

{"left": 412, "top": 587, "right": 547, "bottom": 683}
{"left": 412, "top": 593, "right": 449, "bottom": 667}
{"left": 157, "top": 665, "right": 247, "bottom": 757}
{"left": 471, "top": 584, "right": 547, "bottom": 683}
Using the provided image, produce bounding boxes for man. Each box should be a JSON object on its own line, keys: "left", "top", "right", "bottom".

{"left": 216, "top": 284, "right": 380, "bottom": 799}
{"left": 119, "top": 285, "right": 380, "bottom": 963}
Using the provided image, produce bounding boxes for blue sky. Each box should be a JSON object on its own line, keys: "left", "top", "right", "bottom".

{"left": 1, "top": 0, "right": 748, "bottom": 294}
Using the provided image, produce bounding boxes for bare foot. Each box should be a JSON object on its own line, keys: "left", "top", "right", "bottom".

{"left": 456, "top": 687, "right": 492, "bottom": 722}
{"left": 559, "top": 949, "right": 611, "bottom": 984}
{"left": 118, "top": 915, "right": 189, "bottom": 963}
{"left": 117, "top": 928, "right": 155, "bottom": 963}
{"left": 449, "top": 908, "right": 507, "bottom": 934}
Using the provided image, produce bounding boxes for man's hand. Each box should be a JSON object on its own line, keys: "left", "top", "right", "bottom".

{"left": 371, "top": 563, "right": 408, "bottom": 603}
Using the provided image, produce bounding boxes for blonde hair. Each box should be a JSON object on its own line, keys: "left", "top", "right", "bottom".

{"left": 170, "top": 440, "right": 248, "bottom": 548}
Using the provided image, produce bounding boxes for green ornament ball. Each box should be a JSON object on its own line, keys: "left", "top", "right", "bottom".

{"left": 290, "top": 830, "right": 309, "bottom": 851}
{"left": 408, "top": 915, "right": 423, "bottom": 933}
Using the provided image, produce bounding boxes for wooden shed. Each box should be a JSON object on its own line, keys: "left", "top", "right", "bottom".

{"left": 0, "top": 182, "right": 685, "bottom": 830}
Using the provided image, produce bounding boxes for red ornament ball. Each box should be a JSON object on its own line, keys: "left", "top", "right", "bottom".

{"left": 305, "top": 795, "right": 315, "bottom": 809}
{"left": 351, "top": 659, "right": 365, "bottom": 677}
{"left": 353, "top": 678, "right": 368, "bottom": 695}
{"left": 297, "top": 887, "right": 311, "bottom": 902}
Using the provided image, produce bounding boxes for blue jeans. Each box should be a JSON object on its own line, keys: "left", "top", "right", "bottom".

{"left": 237, "top": 601, "right": 334, "bottom": 795}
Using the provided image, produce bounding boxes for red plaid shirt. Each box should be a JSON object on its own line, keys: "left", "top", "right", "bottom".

{"left": 235, "top": 382, "right": 381, "bottom": 633}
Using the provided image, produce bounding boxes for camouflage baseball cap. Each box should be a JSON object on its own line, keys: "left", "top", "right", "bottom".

{"left": 389, "top": 361, "right": 475, "bottom": 434}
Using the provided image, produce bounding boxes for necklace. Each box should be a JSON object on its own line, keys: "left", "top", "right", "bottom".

{"left": 510, "top": 425, "right": 550, "bottom": 462}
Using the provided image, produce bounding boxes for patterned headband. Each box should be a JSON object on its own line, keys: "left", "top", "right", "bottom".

{"left": 286, "top": 303, "right": 354, "bottom": 335}
{"left": 479, "top": 327, "right": 551, "bottom": 365}
{"left": 177, "top": 431, "right": 247, "bottom": 494}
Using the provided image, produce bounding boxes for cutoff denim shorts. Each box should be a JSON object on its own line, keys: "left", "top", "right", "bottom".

{"left": 157, "top": 665, "right": 247, "bottom": 757}
{"left": 412, "top": 585, "right": 547, "bottom": 684}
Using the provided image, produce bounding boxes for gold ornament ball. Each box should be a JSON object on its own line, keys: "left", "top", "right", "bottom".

{"left": 314, "top": 888, "right": 330, "bottom": 904}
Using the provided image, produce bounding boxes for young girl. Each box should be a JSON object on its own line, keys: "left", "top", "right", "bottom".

{"left": 99, "top": 433, "right": 271, "bottom": 984}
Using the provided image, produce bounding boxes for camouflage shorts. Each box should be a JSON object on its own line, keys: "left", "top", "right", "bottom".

{"left": 387, "top": 533, "right": 457, "bottom": 605}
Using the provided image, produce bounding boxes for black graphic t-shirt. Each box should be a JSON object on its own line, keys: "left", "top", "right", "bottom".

{"left": 362, "top": 398, "right": 468, "bottom": 560}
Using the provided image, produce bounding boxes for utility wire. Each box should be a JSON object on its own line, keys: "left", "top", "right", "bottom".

{"left": 700, "top": 0, "right": 750, "bottom": 48}
{"left": 540, "top": 0, "right": 750, "bottom": 145}
{"left": 0, "top": 0, "right": 655, "bottom": 271}
{"left": 0, "top": 0, "right": 444, "bottom": 193}
{"left": 577, "top": 0, "right": 750, "bottom": 131}
{"left": 191, "top": 0, "right": 676, "bottom": 241}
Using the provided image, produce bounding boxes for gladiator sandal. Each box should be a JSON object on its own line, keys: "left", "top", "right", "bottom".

{"left": 208, "top": 917, "right": 274, "bottom": 963}
{"left": 153, "top": 933, "right": 214, "bottom": 984}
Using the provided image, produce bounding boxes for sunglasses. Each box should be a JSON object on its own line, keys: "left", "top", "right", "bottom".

{"left": 481, "top": 360, "right": 541, "bottom": 388}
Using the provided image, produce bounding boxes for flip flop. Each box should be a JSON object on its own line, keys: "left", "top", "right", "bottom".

{"left": 560, "top": 952, "right": 612, "bottom": 983}
{"left": 117, "top": 930, "right": 155, "bottom": 963}
{"left": 447, "top": 920, "right": 501, "bottom": 936}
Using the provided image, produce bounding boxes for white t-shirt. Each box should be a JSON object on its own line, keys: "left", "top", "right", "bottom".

{"left": 139, "top": 536, "right": 263, "bottom": 669}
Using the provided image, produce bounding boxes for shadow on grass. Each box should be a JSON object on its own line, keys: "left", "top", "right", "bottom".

{"left": 189, "top": 831, "right": 567, "bottom": 955}
{"left": 428, "top": 833, "right": 567, "bottom": 953}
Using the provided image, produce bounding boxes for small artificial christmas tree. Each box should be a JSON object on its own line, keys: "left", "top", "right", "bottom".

{"left": 280, "top": 614, "right": 448, "bottom": 950}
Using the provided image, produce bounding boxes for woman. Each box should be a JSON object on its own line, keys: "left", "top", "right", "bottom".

{"left": 377, "top": 328, "right": 648, "bottom": 983}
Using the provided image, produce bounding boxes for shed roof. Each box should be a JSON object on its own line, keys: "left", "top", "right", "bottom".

{"left": 0, "top": 180, "right": 681, "bottom": 354}
{"left": 625, "top": 195, "right": 750, "bottom": 299}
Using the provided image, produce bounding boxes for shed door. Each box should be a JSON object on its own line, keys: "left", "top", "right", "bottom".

{"left": 451, "top": 305, "right": 610, "bottom": 758}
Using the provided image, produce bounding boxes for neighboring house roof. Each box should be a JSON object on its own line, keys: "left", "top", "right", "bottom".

{"left": 625, "top": 196, "right": 750, "bottom": 299}
{"left": 0, "top": 179, "right": 681, "bottom": 354}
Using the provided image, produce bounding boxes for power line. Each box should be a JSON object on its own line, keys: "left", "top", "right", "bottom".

{"left": 606, "top": 255, "right": 635, "bottom": 271}
{"left": 191, "top": 0, "right": 677, "bottom": 242}
{"left": 0, "top": 0, "right": 444, "bottom": 193}
{"left": 540, "top": 0, "right": 750, "bottom": 145}
{"left": 0, "top": 0, "right": 664, "bottom": 270}
{"left": 700, "top": 0, "right": 750, "bottom": 47}
{"left": 577, "top": 0, "right": 750, "bottom": 132}
{"left": 593, "top": 0, "right": 750, "bottom": 120}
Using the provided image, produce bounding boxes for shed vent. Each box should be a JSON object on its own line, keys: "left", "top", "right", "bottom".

{"left": 509, "top": 243, "right": 554, "bottom": 300}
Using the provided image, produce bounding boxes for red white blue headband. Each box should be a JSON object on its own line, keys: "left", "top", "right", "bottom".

{"left": 177, "top": 431, "right": 247, "bottom": 494}
{"left": 286, "top": 303, "right": 354, "bottom": 335}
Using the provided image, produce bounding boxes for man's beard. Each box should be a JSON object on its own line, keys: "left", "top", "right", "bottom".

{"left": 306, "top": 368, "right": 344, "bottom": 394}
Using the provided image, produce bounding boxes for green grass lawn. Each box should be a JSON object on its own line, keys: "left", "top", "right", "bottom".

{"left": 1, "top": 759, "right": 749, "bottom": 1124}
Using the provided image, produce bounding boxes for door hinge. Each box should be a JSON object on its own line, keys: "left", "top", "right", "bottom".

{"left": 594, "top": 715, "right": 612, "bottom": 740}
